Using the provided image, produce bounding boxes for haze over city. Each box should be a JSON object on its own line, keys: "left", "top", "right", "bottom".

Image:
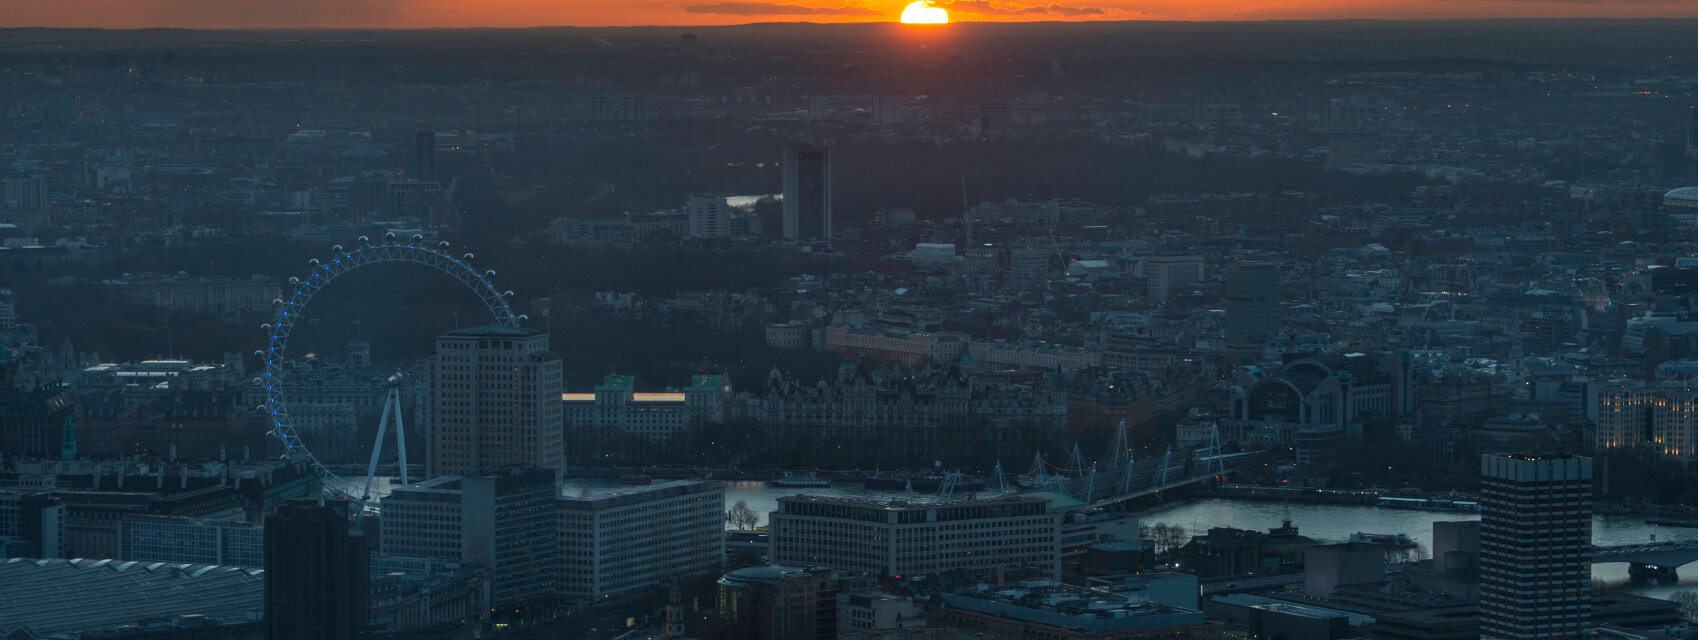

{"left": 4, "top": 7, "right": 1698, "bottom": 640}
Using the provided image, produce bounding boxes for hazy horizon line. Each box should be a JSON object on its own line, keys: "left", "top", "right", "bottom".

{"left": 7, "top": 16, "right": 1698, "bottom": 32}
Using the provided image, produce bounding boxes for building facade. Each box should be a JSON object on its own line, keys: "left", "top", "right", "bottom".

{"left": 427, "top": 327, "right": 563, "bottom": 478}
{"left": 1478, "top": 454, "right": 1592, "bottom": 640}
{"left": 783, "top": 144, "right": 832, "bottom": 241}
{"left": 379, "top": 468, "right": 558, "bottom": 608}
{"left": 119, "top": 515, "right": 264, "bottom": 567}
{"left": 561, "top": 374, "right": 733, "bottom": 444}
{"left": 824, "top": 325, "right": 968, "bottom": 366}
{"left": 1223, "top": 262, "right": 1283, "bottom": 362}
{"left": 759, "top": 363, "right": 1069, "bottom": 460}
{"left": 556, "top": 480, "right": 725, "bottom": 602}
{"left": 687, "top": 195, "right": 732, "bottom": 239}
{"left": 264, "top": 499, "right": 369, "bottom": 640}
{"left": 769, "top": 495, "right": 1063, "bottom": 579}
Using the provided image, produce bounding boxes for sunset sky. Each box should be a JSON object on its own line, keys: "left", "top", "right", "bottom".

{"left": 8, "top": 0, "right": 1698, "bottom": 28}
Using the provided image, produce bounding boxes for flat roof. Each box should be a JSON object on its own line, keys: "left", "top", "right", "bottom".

{"left": 443, "top": 325, "right": 538, "bottom": 337}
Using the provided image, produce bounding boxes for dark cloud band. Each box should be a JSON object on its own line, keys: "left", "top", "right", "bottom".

{"left": 684, "top": 2, "right": 880, "bottom": 15}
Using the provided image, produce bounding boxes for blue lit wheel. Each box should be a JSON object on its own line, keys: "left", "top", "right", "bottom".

{"left": 259, "top": 235, "right": 523, "bottom": 505}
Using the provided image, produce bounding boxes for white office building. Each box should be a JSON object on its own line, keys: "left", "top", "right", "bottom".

{"left": 769, "top": 495, "right": 1063, "bottom": 579}
{"left": 379, "top": 468, "right": 558, "bottom": 608}
{"left": 427, "top": 326, "right": 563, "bottom": 478}
{"left": 687, "top": 196, "right": 732, "bottom": 239}
{"left": 557, "top": 480, "right": 725, "bottom": 602}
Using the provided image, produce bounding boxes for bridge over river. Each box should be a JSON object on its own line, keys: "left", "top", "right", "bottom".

{"left": 1018, "top": 423, "right": 1288, "bottom": 510}
{"left": 1592, "top": 541, "right": 1698, "bottom": 581}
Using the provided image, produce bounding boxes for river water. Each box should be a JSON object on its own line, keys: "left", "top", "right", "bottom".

{"left": 351, "top": 476, "right": 1698, "bottom": 600}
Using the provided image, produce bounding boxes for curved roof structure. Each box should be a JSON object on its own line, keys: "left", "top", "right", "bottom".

{"left": 1666, "top": 187, "right": 1698, "bottom": 208}
{"left": 0, "top": 558, "right": 262, "bottom": 635}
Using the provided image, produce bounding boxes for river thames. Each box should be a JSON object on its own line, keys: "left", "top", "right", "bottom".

{"left": 707, "top": 481, "right": 1698, "bottom": 600}
{"left": 349, "top": 476, "right": 1698, "bottom": 600}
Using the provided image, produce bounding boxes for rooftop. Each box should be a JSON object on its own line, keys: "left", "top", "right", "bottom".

{"left": 942, "top": 580, "right": 1205, "bottom": 632}
{"left": 0, "top": 558, "right": 263, "bottom": 635}
{"left": 442, "top": 325, "right": 538, "bottom": 338}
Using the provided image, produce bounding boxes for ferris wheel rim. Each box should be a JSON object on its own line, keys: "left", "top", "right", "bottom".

{"left": 261, "top": 240, "right": 519, "bottom": 508}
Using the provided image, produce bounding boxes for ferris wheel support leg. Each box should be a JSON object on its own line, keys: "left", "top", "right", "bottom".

{"left": 392, "top": 387, "right": 409, "bottom": 486}
{"left": 365, "top": 393, "right": 395, "bottom": 500}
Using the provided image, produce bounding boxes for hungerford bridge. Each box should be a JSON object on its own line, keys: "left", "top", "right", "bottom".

{"left": 990, "top": 423, "right": 1287, "bottom": 510}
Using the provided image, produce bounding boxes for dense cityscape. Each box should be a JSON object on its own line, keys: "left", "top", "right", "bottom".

{"left": 3, "top": 16, "right": 1698, "bottom": 640}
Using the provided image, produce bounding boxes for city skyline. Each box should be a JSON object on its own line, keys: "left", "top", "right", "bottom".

{"left": 4, "top": 13, "right": 1698, "bottom": 640}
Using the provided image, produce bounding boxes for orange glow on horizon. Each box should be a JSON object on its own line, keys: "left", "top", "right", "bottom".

{"left": 900, "top": 1, "right": 949, "bottom": 23}
{"left": 9, "top": 0, "right": 1698, "bottom": 28}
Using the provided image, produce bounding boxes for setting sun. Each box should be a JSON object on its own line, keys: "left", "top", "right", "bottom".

{"left": 900, "top": 1, "right": 949, "bottom": 23}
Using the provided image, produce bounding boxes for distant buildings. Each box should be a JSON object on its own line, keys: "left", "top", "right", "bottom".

{"left": 823, "top": 325, "right": 968, "bottom": 366}
{"left": 426, "top": 326, "right": 563, "bottom": 478}
{"left": 769, "top": 495, "right": 1063, "bottom": 579}
{"left": 1008, "top": 248, "right": 1051, "bottom": 292}
{"left": 264, "top": 498, "right": 369, "bottom": 640}
{"left": 758, "top": 363, "right": 1069, "bottom": 459}
{"left": 1587, "top": 360, "right": 1698, "bottom": 462}
{"left": 1228, "top": 352, "right": 1414, "bottom": 447}
{"left": 1222, "top": 262, "right": 1282, "bottom": 363}
{"left": 783, "top": 143, "right": 832, "bottom": 241}
{"left": 412, "top": 131, "right": 436, "bottom": 181}
{"left": 1142, "top": 254, "right": 1206, "bottom": 303}
{"left": 1478, "top": 454, "right": 1592, "bottom": 640}
{"left": 104, "top": 273, "right": 279, "bottom": 319}
{"left": 687, "top": 195, "right": 732, "bottom": 239}
{"left": 1327, "top": 131, "right": 1380, "bottom": 166}
{"left": 561, "top": 374, "right": 733, "bottom": 444}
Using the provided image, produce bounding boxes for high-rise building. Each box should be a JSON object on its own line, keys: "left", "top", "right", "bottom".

{"left": 263, "top": 498, "right": 368, "bottom": 640}
{"left": 1592, "top": 381, "right": 1652, "bottom": 451}
{"left": 1687, "top": 104, "right": 1697, "bottom": 152}
{"left": 1008, "top": 248, "right": 1051, "bottom": 293}
{"left": 1478, "top": 454, "right": 1592, "bottom": 640}
{"left": 1653, "top": 140, "right": 1696, "bottom": 185}
{"left": 769, "top": 495, "right": 1063, "bottom": 579}
{"left": 1223, "top": 262, "right": 1283, "bottom": 362}
{"left": 347, "top": 178, "right": 390, "bottom": 221}
{"left": 0, "top": 490, "right": 64, "bottom": 558}
{"left": 427, "top": 326, "right": 563, "bottom": 478}
{"left": 413, "top": 131, "right": 436, "bottom": 181}
{"left": 379, "top": 468, "right": 559, "bottom": 608}
{"left": 782, "top": 144, "right": 832, "bottom": 241}
{"left": 1, "top": 176, "right": 47, "bottom": 212}
{"left": 687, "top": 195, "right": 732, "bottom": 239}
{"left": 979, "top": 101, "right": 1012, "bottom": 138}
